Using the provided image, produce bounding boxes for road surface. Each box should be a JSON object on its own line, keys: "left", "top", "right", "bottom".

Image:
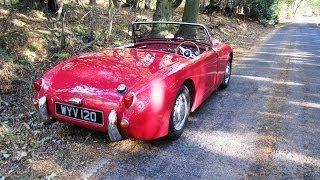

{"left": 81, "top": 23, "right": 320, "bottom": 179}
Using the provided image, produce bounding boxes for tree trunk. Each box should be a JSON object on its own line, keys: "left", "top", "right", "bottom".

{"left": 172, "top": 0, "right": 183, "bottom": 9}
{"left": 293, "top": 0, "right": 304, "bottom": 16}
{"left": 145, "top": 0, "right": 151, "bottom": 9}
{"left": 224, "top": 0, "right": 235, "bottom": 16}
{"left": 123, "top": 0, "right": 139, "bottom": 8}
{"left": 176, "top": 0, "right": 200, "bottom": 38}
{"left": 21, "top": 0, "right": 41, "bottom": 9}
{"left": 181, "top": 0, "right": 200, "bottom": 23}
{"left": 199, "top": 0, "right": 207, "bottom": 13}
{"left": 21, "top": 0, "right": 59, "bottom": 13}
{"left": 112, "top": 0, "right": 120, "bottom": 7}
{"left": 203, "top": 0, "right": 221, "bottom": 14}
{"left": 153, "top": 0, "right": 172, "bottom": 21}
{"left": 151, "top": 0, "right": 172, "bottom": 37}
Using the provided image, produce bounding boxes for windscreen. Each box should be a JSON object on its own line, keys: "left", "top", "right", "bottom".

{"left": 132, "top": 22, "right": 211, "bottom": 45}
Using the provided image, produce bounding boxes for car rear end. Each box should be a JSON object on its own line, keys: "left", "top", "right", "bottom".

{"left": 32, "top": 79, "right": 132, "bottom": 141}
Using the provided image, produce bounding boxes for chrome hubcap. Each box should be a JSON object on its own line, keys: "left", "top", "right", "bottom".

{"left": 173, "top": 93, "right": 188, "bottom": 131}
{"left": 224, "top": 62, "right": 231, "bottom": 84}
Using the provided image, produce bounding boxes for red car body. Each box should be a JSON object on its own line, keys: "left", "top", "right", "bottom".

{"left": 33, "top": 22, "right": 233, "bottom": 141}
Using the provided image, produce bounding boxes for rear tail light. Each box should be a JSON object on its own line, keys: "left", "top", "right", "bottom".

{"left": 120, "top": 119, "right": 129, "bottom": 128}
{"left": 123, "top": 93, "right": 134, "bottom": 108}
{"left": 33, "top": 79, "right": 42, "bottom": 91}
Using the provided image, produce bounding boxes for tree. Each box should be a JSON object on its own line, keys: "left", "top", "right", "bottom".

{"left": 21, "top": 0, "right": 59, "bottom": 13}
{"left": 112, "top": 0, "right": 120, "bottom": 7}
{"left": 176, "top": 0, "right": 200, "bottom": 38}
{"left": 123, "top": 0, "right": 139, "bottom": 8}
{"left": 145, "top": 0, "right": 151, "bottom": 9}
{"left": 151, "top": 0, "right": 172, "bottom": 37}
{"left": 89, "top": 0, "right": 96, "bottom": 5}
{"left": 172, "top": 0, "right": 183, "bottom": 8}
{"left": 203, "top": 0, "right": 222, "bottom": 14}
{"left": 181, "top": 0, "right": 200, "bottom": 23}
{"left": 153, "top": 0, "right": 173, "bottom": 21}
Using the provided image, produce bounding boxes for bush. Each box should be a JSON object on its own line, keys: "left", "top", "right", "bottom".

{"left": 245, "top": 0, "right": 276, "bottom": 21}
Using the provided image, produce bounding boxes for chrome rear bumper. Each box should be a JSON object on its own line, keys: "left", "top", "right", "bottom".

{"left": 38, "top": 96, "right": 51, "bottom": 122}
{"left": 36, "top": 96, "right": 123, "bottom": 141}
{"left": 108, "top": 110, "right": 123, "bottom": 141}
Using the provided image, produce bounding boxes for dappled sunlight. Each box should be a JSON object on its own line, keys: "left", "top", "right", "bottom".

{"left": 35, "top": 29, "right": 52, "bottom": 35}
{"left": 255, "top": 51, "right": 315, "bottom": 58}
{"left": 220, "top": 27, "right": 231, "bottom": 36}
{"left": 0, "top": 8, "right": 9, "bottom": 15}
{"left": 236, "top": 58, "right": 275, "bottom": 63}
{"left": 235, "top": 66, "right": 301, "bottom": 72}
{"left": 15, "top": 13, "right": 29, "bottom": 20}
{"left": 136, "top": 14, "right": 151, "bottom": 21}
{"left": 31, "top": 158, "right": 64, "bottom": 175}
{"left": 290, "top": 60, "right": 320, "bottom": 67}
{"left": 288, "top": 101, "right": 320, "bottom": 109}
{"left": 233, "top": 75, "right": 304, "bottom": 86}
{"left": 258, "top": 111, "right": 293, "bottom": 119}
{"left": 30, "top": 10, "right": 48, "bottom": 21}
{"left": 275, "top": 150, "right": 320, "bottom": 167}
{"left": 11, "top": 19, "right": 27, "bottom": 27}
{"left": 23, "top": 49, "right": 37, "bottom": 61}
{"left": 110, "top": 139, "right": 148, "bottom": 154}
{"left": 82, "top": 158, "right": 110, "bottom": 179}
{"left": 15, "top": 12, "right": 46, "bottom": 22}
{"left": 187, "top": 131, "right": 258, "bottom": 159}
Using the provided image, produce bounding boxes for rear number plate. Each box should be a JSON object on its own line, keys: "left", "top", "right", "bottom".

{"left": 56, "top": 103, "right": 103, "bottom": 124}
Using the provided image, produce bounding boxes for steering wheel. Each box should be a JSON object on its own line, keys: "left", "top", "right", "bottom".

{"left": 175, "top": 41, "right": 200, "bottom": 59}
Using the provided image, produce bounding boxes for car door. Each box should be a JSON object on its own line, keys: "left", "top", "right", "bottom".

{"left": 202, "top": 49, "right": 219, "bottom": 92}
{"left": 190, "top": 47, "right": 218, "bottom": 101}
{"left": 215, "top": 44, "right": 229, "bottom": 85}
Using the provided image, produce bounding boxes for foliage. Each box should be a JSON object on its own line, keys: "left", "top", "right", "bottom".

{"left": 0, "top": 48, "right": 12, "bottom": 61}
{"left": 246, "top": 0, "right": 276, "bottom": 20}
{"left": 52, "top": 52, "right": 70, "bottom": 59}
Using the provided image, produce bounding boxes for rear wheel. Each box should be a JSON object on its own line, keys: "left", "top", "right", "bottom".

{"left": 168, "top": 85, "right": 191, "bottom": 140}
{"left": 219, "top": 58, "right": 232, "bottom": 89}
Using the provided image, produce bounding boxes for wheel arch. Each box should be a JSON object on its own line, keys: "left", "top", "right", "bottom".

{"left": 182, "top": 79, "right": 195, "bottom": 110}
{"left": 229, "top": 52, "right": 233, "bottom": 63}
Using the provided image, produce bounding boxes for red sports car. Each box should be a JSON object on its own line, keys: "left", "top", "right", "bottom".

{"left": 33, "top": 21, "right": 233, "bottom": 141}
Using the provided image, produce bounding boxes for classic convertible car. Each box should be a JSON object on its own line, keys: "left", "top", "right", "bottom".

{"left": 33, "top": 21, "right": 233, "bottom": 141}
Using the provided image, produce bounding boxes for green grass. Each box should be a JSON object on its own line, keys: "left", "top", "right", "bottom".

{"left": 13, "top": 58, "right": 32, "bottom": 66}
{"left": 52, "top": 52, "right": 70, "bottom": 59}
{"left": 71, "top": 27, "right": 88, "bottom": 38}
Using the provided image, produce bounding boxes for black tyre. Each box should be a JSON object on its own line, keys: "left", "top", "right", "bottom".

{"left": 219, "top": 58, "right": 232, "bottom": 89}
{"left": 168, "top": 85, "right": 191, "bottom": 140}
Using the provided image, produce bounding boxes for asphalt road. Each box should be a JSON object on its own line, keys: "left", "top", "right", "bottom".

{"left": 83, "top": 23, "right": 320, "bottom": 179}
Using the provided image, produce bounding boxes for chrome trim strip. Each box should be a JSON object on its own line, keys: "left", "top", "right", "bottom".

{"left": 117, "top": 43, "right": 134, "bottom": 48}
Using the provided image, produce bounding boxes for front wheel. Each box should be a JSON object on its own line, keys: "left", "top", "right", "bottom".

{"left": 168, "top": 85, "right": 191, "bottom": 140}
{"left": 219, "top": 59, "right": 232, "bottom": 89}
